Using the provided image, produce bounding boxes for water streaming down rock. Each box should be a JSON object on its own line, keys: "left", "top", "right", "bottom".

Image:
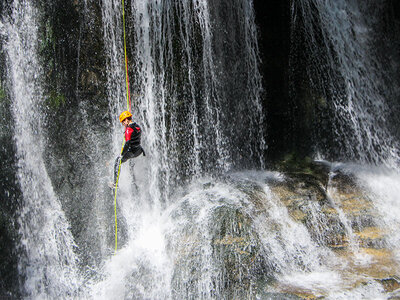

{"left": 91, "top": 0, "right": 267, "bottom": 297}
{"left": 98, "top": 0, "right": 266, "bottom": 255}
{"left": 292, "top": 0, "right": 400, "bottom": 167}
{"left": 165, "top": 173, "right": 340, "bottom": 299}
{"left": 340, "top": 164, "right": 400, "bottom": 262}
{"left": 127, "top": 0, "right": 266, "bottom": 202}
{"left": 71, "top": 0, "right": 400, "bottom": 298}
{"left": 101, "top": 0, "right": 125, "bottom": 149}
{"left": 91, "top": 165, "right": 400, "bottom": 298}
{"left": 323, "top": 163, "right": 400, "bottom": 298}
{"left": 2, "top": 0, "right": 400, "bottom": 298}
{"left": 90, "top": 171, "right": 342, "bottom": 299}
{"left": 3, "top": 0, "right": 81, "bottom": 297}
{"left": 326, "top": 170, "right": 359, "bottom": 254}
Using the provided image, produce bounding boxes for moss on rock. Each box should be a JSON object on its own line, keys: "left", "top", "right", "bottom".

{"left": 0, "top": 84, "right": 6, "bottom": 103}
{"left": 45, "top": 89, "right": 66, "bottom": 109}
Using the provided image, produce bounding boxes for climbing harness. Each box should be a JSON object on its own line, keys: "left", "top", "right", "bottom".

{"left": 113, "top": 0, "right": 131, "bottom": 254}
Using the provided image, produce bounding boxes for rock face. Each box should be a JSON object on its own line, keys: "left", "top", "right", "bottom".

{"left": 253, "top": 0, "right": 400, "bottom": 163}
{"left": 0, "top": 78, "right": 21, "bottom": 299}
{"left": 167, "top": 161, "right": 400, "bottom": 299}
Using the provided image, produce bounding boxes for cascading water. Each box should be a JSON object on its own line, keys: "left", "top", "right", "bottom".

{"left": 288, "top": 4, "right": 400, "bottom": 295}
{"left": 2, "top": 0, "right": 400, "bottom": 299}
{"left": 91, "top": 1, "right": 400, "bottom": 297}
{"left": 3, "top": 0, "right": 81, "bottom": 297}
{"left": 339, "top": 164, "right": 400, "bottom": 263}
{"left": 127, "top": 0, "right": 266, "bottom": 199}
{"left": 292, "top": 0, "right": 400, "bottom": 168}
{"left": 91, "top": 0, "right": 267, "bottom": 297}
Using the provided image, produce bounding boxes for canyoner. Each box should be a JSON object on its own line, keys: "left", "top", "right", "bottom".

{"left": 111, "top": 0, "right": 146, "bottom": 253}
{"left": 113, "top": 111, "right": 146, "bottom": 189}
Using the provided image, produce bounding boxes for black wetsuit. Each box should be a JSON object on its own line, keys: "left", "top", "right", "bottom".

{"left": 114, "top": 122, "right": 145, "bottom": 182}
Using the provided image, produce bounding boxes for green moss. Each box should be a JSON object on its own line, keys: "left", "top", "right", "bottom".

{"left": 0, "top": 83, "right": 6, "bottom": 103}
{"left": 273, "top": 152, "right": 331, "bottom": 188}
{"left": 317, "top": 96, "right": 328, "bottom": 109}
{"left": 277, "top": 152, "right": 314, "bottom": 174}
{"left": 45, "top": 90, "right": 66, "bottom": 109}
{"left": 39, "top": 20, "right": 55, "bottom": 77}
{"left": 40, "top": 20, "right": 54, "bottom": 52}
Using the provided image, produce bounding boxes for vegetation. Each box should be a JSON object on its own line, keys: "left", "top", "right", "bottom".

{"left": 275, "top": 151, "right": 314, "bottom": 174}
{"left": 45, "top": 89, "right": 66, "bottom": 109}
{"left": 0, "top": 82, "right": 6, "bottom": 103}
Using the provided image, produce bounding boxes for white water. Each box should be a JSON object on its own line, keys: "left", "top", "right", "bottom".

{"left": 87, "top": 0, "right": 267, "bottom": 297}
{"left": 88, "top": 167, "right": 400, "bottom": 298}
{"left": 88, "top": 172, "right": 339, "bottom": 298}
{"left": 339, "top": 164, "right": 400, "bottom": 264}
{"left": 3, "top": 0, "right": 400, "bottom": 299}
{"left": 4, "top": 0, "right": 81, "bottom": 298}
{"left": 91, "top": 0, "right": 267, "bottom": 297}
{"left": 294, "top": 0, "right": 400, "bottom": 167}
{"left": 326, "top": 170, "right": 359, "bottom": 254}
{"left": 327, "top": 163, "right": 400, "bottom": 299}
{"left": 127, "top": 0, "right": 265, "bottom": 199}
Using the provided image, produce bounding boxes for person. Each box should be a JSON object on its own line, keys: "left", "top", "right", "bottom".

{"left": 113, "top": 111, "right": 145, "bottom": 186}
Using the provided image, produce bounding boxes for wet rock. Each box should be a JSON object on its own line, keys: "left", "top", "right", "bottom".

{"left": 210, "top": 206, "right": 274, "bottom": 296}
{"left": 274, "top": 174, "right": 328, "bottom": 203}
{"left": 168, "top": 190, "right": 275, "bottom": 299}
{"left": 355, "top": 227, "right": 388, "bottom": 249}
{"left": 271, "top": 284, "right": 323, "bottom": 300}
{"left": 0, "top": 80, "right": 22, "bottom": 298}
{"left": 255, "top": 290, "right": 303, "bottom": 300}
{"left": 389, "top": 288, "right": 400, "bottom": 300}
{"left": 337, "top": 248, "right": 399, "bottom": 281}
{"left": 81, "top": 69, "right": 101, "bottom": 95}
{"left": 377, "top": 276, "right": 400, "bottom": 293}
{"left": 267, "top": 163, "right": 387, "bottom": 254}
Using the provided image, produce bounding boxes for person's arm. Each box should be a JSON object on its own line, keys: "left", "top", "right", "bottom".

{"left": 121, "top": 141, "right": 130, "bottom": 157}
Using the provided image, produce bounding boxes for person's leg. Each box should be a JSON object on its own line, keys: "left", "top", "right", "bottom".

{"left": 113, "top": 156, "right": 122, "bottom": 184}
{"left": 114, "top": 152, "right": 135, "bottom": 184}
{"left": 113, "top": 148, "right": 145, "bottom": 185}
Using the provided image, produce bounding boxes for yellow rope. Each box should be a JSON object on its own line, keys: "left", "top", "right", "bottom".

{"left": 114, "top": 0, "right": 131, "bottom": 254}
{"left": 113, "top": 141, "right": 124, "bottom": 254}
{"left": 122, "top": 0, "right": 130, "bottom": 110}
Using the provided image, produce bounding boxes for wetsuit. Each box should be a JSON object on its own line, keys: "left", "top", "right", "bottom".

{"left": 114, "top": 122, "right": 145, "bottom": 182}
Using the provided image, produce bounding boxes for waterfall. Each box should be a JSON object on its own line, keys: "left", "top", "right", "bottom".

{"left": 98, "top": 0, "right": 266, "bottom": 248}
{"left": 344, "top": 164, "right": 400, "bottom": 263}
{"left": 127, "top": 0, "right": 266, "bottom": 205}
{"left": 164, "top": 173, "right": 341, "bottom": 299}
{"left": 3, "top": 0, "right": 81, "bottom": 297}
{"left": 89, "top": 0, "right": 399, "bottom": 298}
{"left": 292, "top": 0, "right": 400, "bottom": 168}
{"left": 91, "top": 0, "right": 267, "bottom": 297}
{"left": 2, "top": 0, "right": 399, "bottom": 298}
